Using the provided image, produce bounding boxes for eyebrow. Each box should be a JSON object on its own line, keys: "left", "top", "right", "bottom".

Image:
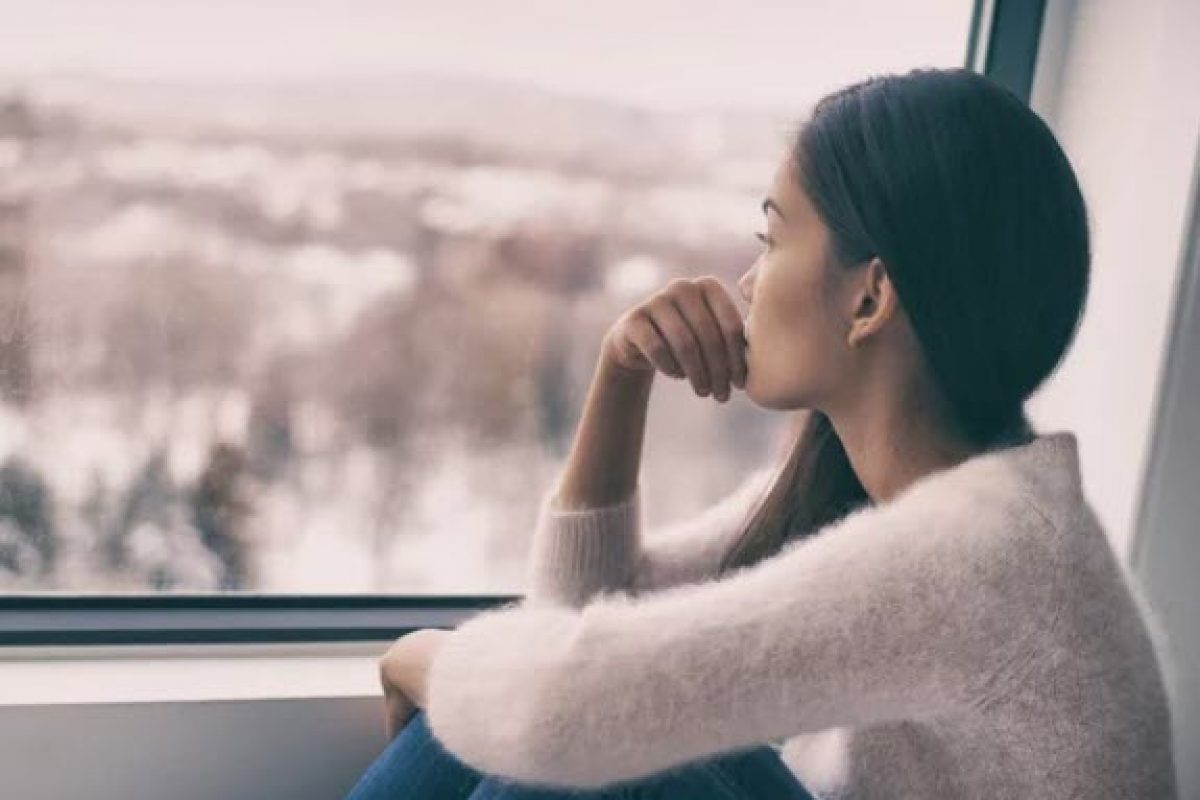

{"left": 762, "top": 197, "right": 787, "bottom": 221}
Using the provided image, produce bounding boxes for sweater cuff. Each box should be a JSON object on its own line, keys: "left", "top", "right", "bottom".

{"left": 523, "top": 483, "right": 642, "bottom": 608}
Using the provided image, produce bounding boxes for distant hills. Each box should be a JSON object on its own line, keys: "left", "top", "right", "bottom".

{"left": 11, "top": 71, "right": 797, "bottom": 177}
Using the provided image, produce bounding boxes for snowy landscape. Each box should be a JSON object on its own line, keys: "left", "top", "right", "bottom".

{"left": 0, "top": 76, "right": 791, "bottom": 593}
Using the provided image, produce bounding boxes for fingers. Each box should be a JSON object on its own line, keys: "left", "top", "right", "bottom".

{"left": 384, "top": 696, "right": 398, "bottom": 740}
{"left": 649, "top": 292, "right": 715, "bottom": 397}
{"left": 624, "top": 310, "right": 685, "bottom": 377}
{"left": 621, "top": 276, "right": 747, "bottom": 402}
{"left": 653, "top": 278, "right": 736, "bottom": 400}
{"left": 383, "top": 688, "right": 416, "bottom": 740}
{"left": 697, "top": 277, "right": 748, "bottom": 391}
{"left": 673, "top": 289, "right": 733, "bottom": 400}
{"left": 676, "top": 278, "right": 746, "bottom": 401}
{"left": 605, "top": 322, "right": 656, "bottom": 373}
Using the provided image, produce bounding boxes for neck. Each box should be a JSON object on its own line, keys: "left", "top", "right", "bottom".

{"left": 823, "top": 389, "right": 983, "bottom": 506}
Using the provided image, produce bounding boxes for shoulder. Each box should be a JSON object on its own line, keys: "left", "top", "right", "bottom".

{"left": 777, "top": 455, "right": 1067, "bottom": 619}
{"left": 818, "top": 455, "right": 1060, "bottom": 557}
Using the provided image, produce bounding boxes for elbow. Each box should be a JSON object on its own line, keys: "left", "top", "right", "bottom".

{"left": 472, "top": 698, "right": 623, "bottom": 791}
{"left": 496, "top": 699, "right": 658, "bottom": 791}
{"left": 425, "top": 701, "right": 548, "bottom": 786}
{"left": 426, "top": 684, "right": 602, "bottom": 790}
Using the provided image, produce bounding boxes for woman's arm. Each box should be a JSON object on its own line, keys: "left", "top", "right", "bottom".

{"left": 526, "top": 464, "right": 775, "bottom": 607}
{"left": 553, "top": 347, "right": 654, "bottom": 510}
{"left": 522, "top": 348, "right": 652, "bottom": 608}
{"left": 525, "top": 276, "right": 749, "bottom": 607}
{"left": 426, "top": 490, "right": 1061, "bottom": 790}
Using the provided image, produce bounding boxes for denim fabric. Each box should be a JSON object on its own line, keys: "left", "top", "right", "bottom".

{"left": 343, "top": 710, "right": 815, "bottom": 800}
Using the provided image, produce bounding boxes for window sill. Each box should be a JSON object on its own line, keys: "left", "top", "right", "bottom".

{"left": 0, "top": 641, "right": 388, "bottom": 706}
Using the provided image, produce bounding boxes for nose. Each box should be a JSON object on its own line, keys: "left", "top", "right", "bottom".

{"left": 738, "top": 266, "right": 755, "bottom": 305}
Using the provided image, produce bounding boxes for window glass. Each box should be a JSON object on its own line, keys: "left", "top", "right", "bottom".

{"left": 0, "top": 0, "right": 974, "bottom": 592}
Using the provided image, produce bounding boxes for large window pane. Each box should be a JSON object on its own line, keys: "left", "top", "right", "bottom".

{"left": 0, "top": 0, "right": 974, "bottom": 593}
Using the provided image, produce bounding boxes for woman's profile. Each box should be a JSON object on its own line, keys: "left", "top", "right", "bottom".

{"left": 346, "top": 67, "right": 1177, "bottom": 799}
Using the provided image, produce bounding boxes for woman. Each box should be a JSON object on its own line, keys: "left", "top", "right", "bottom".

{"left": 344, "top": 67, "right": 1177, "bottom": 799}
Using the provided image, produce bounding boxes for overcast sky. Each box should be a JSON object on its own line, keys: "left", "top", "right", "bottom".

{"left": 0, "top": 0, "right": 973, "bottom": 111}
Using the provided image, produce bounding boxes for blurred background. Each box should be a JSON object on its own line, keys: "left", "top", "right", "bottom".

{"left": 0, "top": 0, "right": 974, "bottom": 594}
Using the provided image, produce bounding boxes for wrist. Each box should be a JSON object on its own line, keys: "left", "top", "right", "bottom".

{"left": 599, "top": 333, "right": 654, "bottom": 379}
{"left": 599, "top": 349, "right": 655, "bottom": 387}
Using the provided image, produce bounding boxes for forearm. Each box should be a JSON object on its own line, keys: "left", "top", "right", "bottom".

{"left": 553, "top": 350, "right": 654, "bottom": 510}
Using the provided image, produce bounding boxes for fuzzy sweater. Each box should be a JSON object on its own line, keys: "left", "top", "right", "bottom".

{"left": 425, "top": 431, "right": 1177, "bottom": 798}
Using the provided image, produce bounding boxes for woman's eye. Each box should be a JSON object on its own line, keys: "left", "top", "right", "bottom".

{"left": 755, "top": 231, "right": 773, "bottom": 248}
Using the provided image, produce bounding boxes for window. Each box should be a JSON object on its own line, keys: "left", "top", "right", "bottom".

{"left": 0, "top": 0, "right": 1034, "bottom": 642}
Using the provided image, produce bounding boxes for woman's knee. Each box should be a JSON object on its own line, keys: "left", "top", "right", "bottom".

{"left": 343, "top": 710, "right": 484, "bottom": 800}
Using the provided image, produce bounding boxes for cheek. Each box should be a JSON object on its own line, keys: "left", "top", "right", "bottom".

{"left": 754, "top": 268, "right": 842, "bottom": 384}
{"left": 766, "top": 265, "right": 828, "bottom": 346}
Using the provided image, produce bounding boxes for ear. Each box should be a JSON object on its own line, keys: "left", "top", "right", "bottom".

{"left": 847, "top": 257, "right": 898, "bottom": 348}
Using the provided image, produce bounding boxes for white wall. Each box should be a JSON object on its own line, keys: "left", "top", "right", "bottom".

{"left": 0, "top": 644, "right": 391, "bottom": 800}
{"left": 1025, "top": 0, "right": 1200, "bottom": 560}
{"left": 1027, "top": 1, "right": 1200, "bottom": 796}
{"left": 1, "top": 697, "right": 382, "bottom": 800}
{"left": 1133, "top": 200, "right": 1200, "bottom": 800}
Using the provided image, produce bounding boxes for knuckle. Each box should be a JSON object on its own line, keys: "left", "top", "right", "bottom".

{"left": 646, "top": 295, "right": 672, "bottom": 316}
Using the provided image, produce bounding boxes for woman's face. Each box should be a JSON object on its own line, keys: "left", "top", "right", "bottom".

{"left": 737, "top": 157, "right": 860, "bottom": 411}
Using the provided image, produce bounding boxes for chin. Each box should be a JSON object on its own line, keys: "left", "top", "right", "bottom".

{"left": 744, "top": 382, "right": 789, "bottom": 411}
{"left": 747, "top": 378, "right": 811, "bottom": 411}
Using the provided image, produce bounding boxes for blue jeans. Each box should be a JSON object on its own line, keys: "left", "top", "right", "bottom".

{"left": 343, "top": 709, "right": 815, "bottom": 800}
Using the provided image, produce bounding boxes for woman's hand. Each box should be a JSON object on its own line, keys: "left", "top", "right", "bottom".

{"left": 381, "top": 680, "right": 417, "bottom": 741}
{"left": 601, "top": 276, "right": 748, "bottom": 403}
{"left": 378, "top": 629, "right": 451, "bottom": 739}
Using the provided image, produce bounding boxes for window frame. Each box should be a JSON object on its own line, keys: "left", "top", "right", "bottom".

{"left": 0, "top": 594, "right": 505, "bottom": 645}
{"left": 0, "top": 0, "right": 1044, "bottom": 647}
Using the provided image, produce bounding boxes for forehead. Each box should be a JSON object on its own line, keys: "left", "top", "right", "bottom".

{"left": 768, "top": 157, "right": 815, "bottom": 224}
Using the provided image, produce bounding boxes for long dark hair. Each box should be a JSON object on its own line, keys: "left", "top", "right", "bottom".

{"left": 717, "top": 67, "right": 1091, "bottom": 577}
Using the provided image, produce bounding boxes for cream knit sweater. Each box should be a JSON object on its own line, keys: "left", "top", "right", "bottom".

{"left": 425, "top": 431, "right": 1177, "bottom": 798}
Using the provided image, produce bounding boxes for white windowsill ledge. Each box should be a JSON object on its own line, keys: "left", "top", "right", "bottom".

{"left": 0, "top": 641, "right": 389, "bottom": 706}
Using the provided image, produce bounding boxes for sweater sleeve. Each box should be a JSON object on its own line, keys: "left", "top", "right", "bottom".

{"left": 523, "top": 467, "right": 776, "bottom": 608}
{"left": 425, "top": 491, "right": 1060, "bottom": 790}
{"left": 632, "top": 467, "right": 776, "bottom": 596}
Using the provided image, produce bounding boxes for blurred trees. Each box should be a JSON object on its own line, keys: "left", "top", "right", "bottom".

{"left": 89, "top": 259, "right": 257, "bottom": 395}
{"left": 0, "top": 457, "right": 55, "bottom": 580}
{"left": 189, "top": 442, "right": 253, "bottom": 590}
{"left": 0, "top": 89, "right": 772, "bottom": 592}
